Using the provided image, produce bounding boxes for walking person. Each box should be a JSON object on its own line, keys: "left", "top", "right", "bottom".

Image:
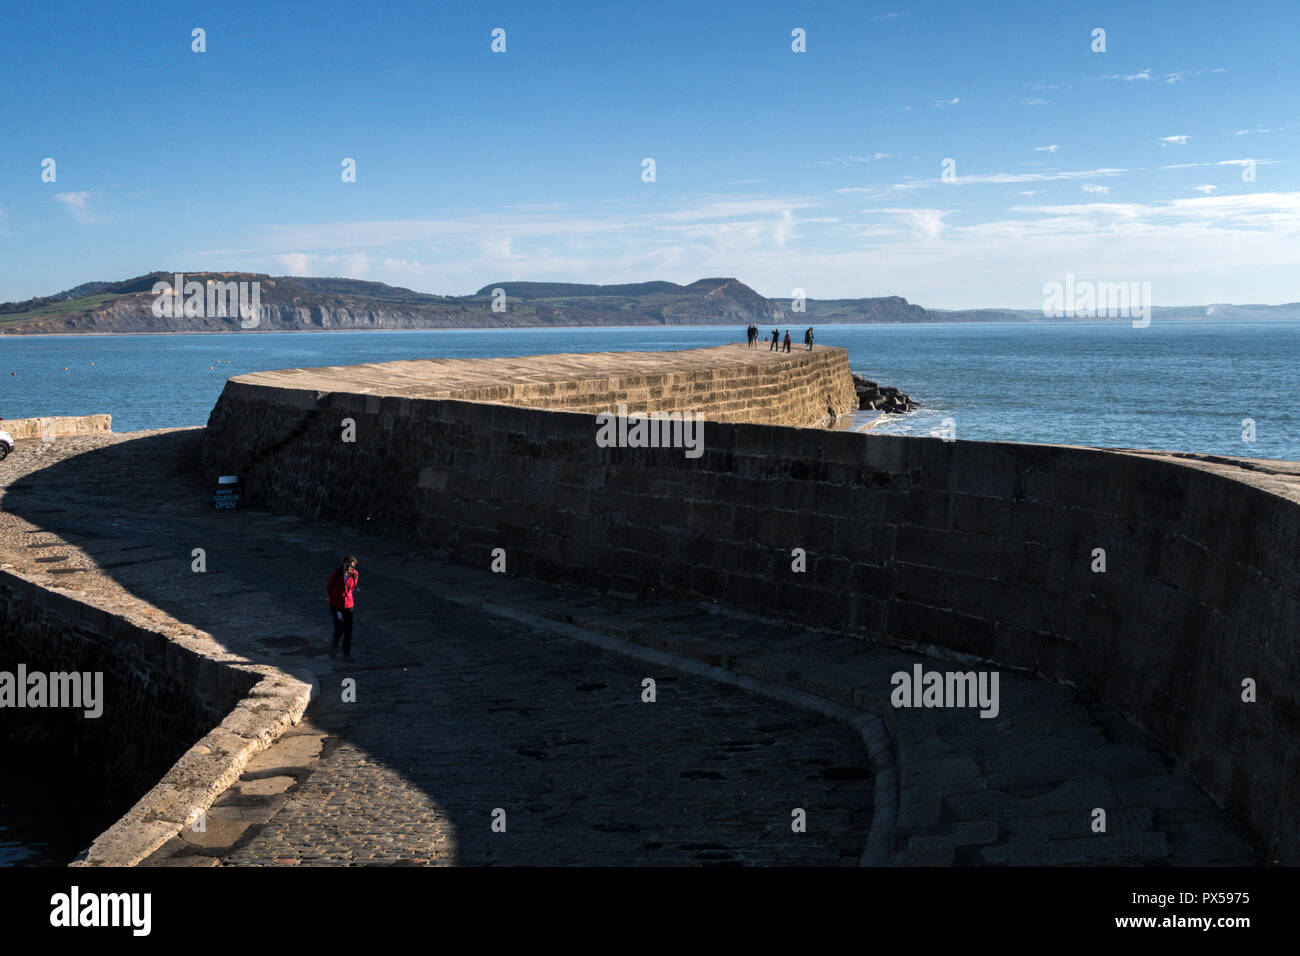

{"left": 746, "top": 323, "right": 756, "bottom": 348}
{"left": 327, "top": 555, "right": 359, "bottom": 662}
{"left": 805, "top": 327, "right": 814, "bottom": 350}
{"left": 783, "top": 330, "right": 792, "bottom": 352}
{"left": 770, "top": 328, "right": 779, "bottom": 351}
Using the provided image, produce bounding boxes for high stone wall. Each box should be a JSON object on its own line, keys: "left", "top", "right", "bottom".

{"left": 201, "top": 346, "right": 1300, "bottom": 862}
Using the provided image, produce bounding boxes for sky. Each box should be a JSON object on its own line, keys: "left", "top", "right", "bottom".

{"left": 1, "top": 0, "right": 1297, "bottom": 308}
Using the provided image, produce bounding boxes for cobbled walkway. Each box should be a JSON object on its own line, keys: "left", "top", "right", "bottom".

{"left": 0, "top": 430, "right": 1256, "bottom": 865}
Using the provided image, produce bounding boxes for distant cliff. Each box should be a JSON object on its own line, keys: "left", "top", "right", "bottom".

{"left": 0, "top": 273, "right": 786, "bottom": 334}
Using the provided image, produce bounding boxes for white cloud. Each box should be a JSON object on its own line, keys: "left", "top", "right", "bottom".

{"left": 1010, "top": 192, "right": 1300, "bottom": 225}
{"left": 1081, "top": 184, "right": 1110, "bottom": 194}
{"left": 1161, "top": 158, "right": 1275, "bottom": 170}
{"left": 1159, "top": 135, "right": 1190, "bottom": 146}
{"left": 1163, "top": 68, "right": 1226, "bottom": 83}
{"left": 866, "top": 208, "right": 952, "bottom": 239}
{"left": 1022, "top": 98, "right": 1048, "bottom": 105}
{"left": 873, "top": 11, "right": 906, "bottom": 22}
{"left": 1035, "top": 145, "right": 1060, "bottom": 153}
{"left": 1230, "top": 122, "right": 1297, "bottom": 137}
{"left": 276, "top": 253, "right": 311, "bottom": 276}
{"left": 1192, "top": 185, "right": 1217, "bottom": 194}
{"left": 1102, "top": 68, "right": 1152, "bottom": 82}
{"left": 838, "top": 166, "right": 1130, "bottom": 195}
{"left": 52, "top": 191, "right": 100, "bottom": 223}
{"left": 1100, "top": 67, "right": 1223, "bottom": 85}
{"left": 933, "top": 97, "right": 961, "bottom": 107}
{"left": 808, "top": 154, "right": 889, "bottom": 168}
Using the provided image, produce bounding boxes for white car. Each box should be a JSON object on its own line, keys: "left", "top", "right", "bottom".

{"left": 0, "top": 429, "right": 13, "bottom": 461}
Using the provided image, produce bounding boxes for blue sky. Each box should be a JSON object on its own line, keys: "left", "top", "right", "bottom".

{"left": 1, "top": 0, "right": 1297, "bottom": 307}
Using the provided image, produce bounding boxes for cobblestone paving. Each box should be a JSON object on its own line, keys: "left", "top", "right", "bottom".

{"left": 0, "top": 431, "right": 870, "bottom": 866}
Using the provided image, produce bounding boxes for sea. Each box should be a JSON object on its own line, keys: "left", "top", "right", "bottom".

{"left": 0, "top": 320, "right": 1296, "bottom": 460}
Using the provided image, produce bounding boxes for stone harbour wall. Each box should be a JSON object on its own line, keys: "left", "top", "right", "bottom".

{"left": 201, "top": 349, "right": 1300, "bottom": 862}
{"left": 204, "top": 344, "right": 860, "bottom": 430}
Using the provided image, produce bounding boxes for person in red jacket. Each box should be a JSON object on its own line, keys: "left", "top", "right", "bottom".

{"left": 327, "top": 555, "right": 359, "bottom": 662}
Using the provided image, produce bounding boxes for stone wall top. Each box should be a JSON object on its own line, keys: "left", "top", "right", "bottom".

{"left": 219, "top": 344, "right": 859, "bottom": 427}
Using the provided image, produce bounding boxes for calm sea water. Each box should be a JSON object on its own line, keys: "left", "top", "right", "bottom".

{"left": 0, "top": 320, "right": 1296, "bottom": 457}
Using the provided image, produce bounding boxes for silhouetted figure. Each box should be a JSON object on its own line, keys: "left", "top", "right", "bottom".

{"left": 783, "top": 330, "right": 792, "bottom": 352}
{"left": 805, "top": 327, "right": 814, "bottom": 350}
{"left": 327, "top": 555, "right": 359, "bottom": 662}
{"left": 770, "top": 328, "right": 779, "bottom": 350}
{"left": 746, "top": 324, "right": 757, "bottom": 347}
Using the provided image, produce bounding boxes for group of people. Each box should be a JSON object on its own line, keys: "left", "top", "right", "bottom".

{"left": 746, "top": 324, "right": 815, "bottom": 352}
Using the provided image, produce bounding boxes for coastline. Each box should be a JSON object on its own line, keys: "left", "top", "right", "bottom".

{"left": 1, "top": 316, "right": 1287, "bottom": 340}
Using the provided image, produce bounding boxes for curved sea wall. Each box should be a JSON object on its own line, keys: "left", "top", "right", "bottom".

{"left": 202, "top": 348, "right": 1300, "bottom": 862}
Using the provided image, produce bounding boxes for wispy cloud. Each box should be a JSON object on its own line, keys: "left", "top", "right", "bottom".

{"left": 1081, "top": 184, "right": 1110, "bottom": 194}
{"left": 1164, "top": 68, "right": 1227, "bottom": 83}
{"left": 52, "top": 191, "right": 101, "bottom": 223}
{"left": 1008, "top": 192, "right": 1300, "bottom": 224}
{"left": 1099, "top": 68, "right": 1224, "bottom": 84}
{"left": 838, "top": 166, "right": 1131, "bottom": 195}
{"left": 933, "top": 97, "right": 961, "bottom": 108}
{"left": 1102, "top": 68, "right": 1153, "bottom": 82}
{"left": 1160, "top": 158, "right": 1278, "bottom": 170}
{"left": 1035, "top": 145, "right": 1061, "bottom": 153}
{"left": 807, "top": 153, "right": 893, "bottom": 168}
{"left": 1230, "top": 122, "right": 1298, "bottom": 136}
{"left": 865, "top": 208, "right": 952, "bottom": 238}
{"left": 1022, "top": 98, "right": 1048, "bottom": 106}
{"left": 873, "top": 12, "right": 906, "bottom": 22}
{"left": 1159, "top": 135, "right": 1190, "bottom": 147}
{"left": 1192, "top": 185, "right": 1217, "bottom": 194}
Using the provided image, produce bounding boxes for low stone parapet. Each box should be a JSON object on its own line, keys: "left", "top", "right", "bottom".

{"left": 1, "top": 415, "right": 112, "bottom": 440}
